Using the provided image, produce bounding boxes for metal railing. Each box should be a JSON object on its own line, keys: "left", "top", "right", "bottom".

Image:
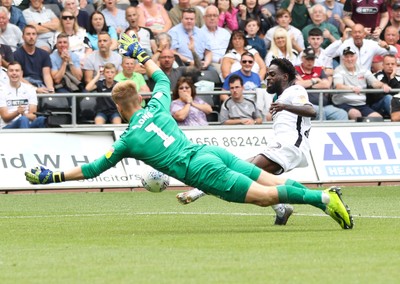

{"left": 36, "top": 88, "right": 399, "bottom": 127}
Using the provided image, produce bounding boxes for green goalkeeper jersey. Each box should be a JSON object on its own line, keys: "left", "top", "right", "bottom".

{"left": 81, "top": 70, "right": 204, "bottom": 181}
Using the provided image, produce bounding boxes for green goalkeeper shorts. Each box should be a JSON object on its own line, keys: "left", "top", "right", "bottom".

{"left": 185, "top": 146, "right": 261, "bottom": 203}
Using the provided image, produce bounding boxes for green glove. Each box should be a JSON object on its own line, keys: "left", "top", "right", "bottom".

{"left": 25, "top": 165, "right": 65, "bottom": 185}
{"left": 118, "top": 32, "right": 150, "bottom": 64}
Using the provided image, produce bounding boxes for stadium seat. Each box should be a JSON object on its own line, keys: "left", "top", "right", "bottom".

{"left": 77, "top": 97, "right": 97, "bottom": 124}
{"left": 39, "top": 96, "right": 73, "bottom": 125}
{"left": 197, "top": 69, "right": 223, "bottom": 90}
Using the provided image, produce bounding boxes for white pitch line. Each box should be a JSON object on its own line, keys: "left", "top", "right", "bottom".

{"left": 0, "top": 211, "right": 399, "bottom": 219}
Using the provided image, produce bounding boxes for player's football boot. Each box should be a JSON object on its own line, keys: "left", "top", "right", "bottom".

{"left": 274, "top": 204, "right": 294, "bottom": 225}
{"left": 176, "top": 188, "right": 206, "bottom": 205}
{"left": 325, "top": 186, "right": 354, "bottom": 229}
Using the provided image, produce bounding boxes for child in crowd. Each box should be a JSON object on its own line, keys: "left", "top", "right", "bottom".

{"left": 85, "top": 63, "right": 121, "bottom": 125}
{"left": 244, "top": 18, "right": 267, "bottom": 60}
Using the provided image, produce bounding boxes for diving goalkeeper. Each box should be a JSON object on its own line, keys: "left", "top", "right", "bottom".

{"left": 25, "top": 32, "right": 353, "bottom": 230}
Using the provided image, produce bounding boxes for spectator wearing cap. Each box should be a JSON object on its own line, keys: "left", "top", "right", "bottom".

{"left": 221, "top": 52, "right": 261, "bottom": 102}
{"left": 302, "top": 4, "right": 341, "bottom": 49}
{"left": 372, "top": 26, "right": 400, "bottom": 73}
{"left": 295, "top": 48, "right": 348, "bottom": 121}
{"left": 371, "top": 54, "right": 400, "bottom": 118}
{"left": 333, "top": 46, "right": 391, "bottom": 120}
{"left": 343, "top": 0, "right": 389, "bottom": 40}
{"left": 325, "top": 23, "right": 398, "bottom": 71}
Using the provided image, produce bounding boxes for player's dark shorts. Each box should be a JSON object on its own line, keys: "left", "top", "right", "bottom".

{"left": 184, "top": 146, "right": 261, "bottom": 203}
{"left": 391, "top": 96, "right": 400, "bottom": 113}
{"left": 334, "top": 103, "right": 376, "bottom": 116}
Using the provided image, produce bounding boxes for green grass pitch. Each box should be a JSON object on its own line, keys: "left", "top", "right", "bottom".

{"left": 0, "top": 186, "right": 399, "bottom": 284}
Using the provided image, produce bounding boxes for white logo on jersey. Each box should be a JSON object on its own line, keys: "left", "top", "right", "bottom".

{"left": 131, "top": 110, "right": 154, "bottom": 130}
{"left": 145, "top": 122, "right": 175, "bottom": 148}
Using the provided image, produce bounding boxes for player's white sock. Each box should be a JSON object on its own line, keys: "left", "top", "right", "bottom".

{"left": 272, "top": 204, "right": 286, "bottom": 218}
{"left": 321, "top": 192, "right": 330, "bottom": 204}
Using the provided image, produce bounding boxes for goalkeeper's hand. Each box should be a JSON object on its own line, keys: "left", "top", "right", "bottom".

{"left": 25, "top": 165, "right": 65, "bottom": 185}
{"left": 118, "top": 32, "right": 150, "bottom": 64}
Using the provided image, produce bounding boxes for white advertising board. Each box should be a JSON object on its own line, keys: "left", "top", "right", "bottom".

{"left": 310, "top": 125, "right": 400, "bottom": 182}
{"left": 0, "top": 132, "right": 131, "bottom": 189}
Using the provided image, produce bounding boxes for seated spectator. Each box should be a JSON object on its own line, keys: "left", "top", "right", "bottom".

{"left": 220, "top": 74, "right": 262, "bottom": 125}
{"left": 62, "top": 0, "right": 90, "bottom": 31}
{"left": 325, "top": 24, "right": 398, "bottom": 71}
{"left": 14, "top": 25, "right": 54, "bottom": 94}
{"left": 169, "top": 1, "right": 204, "bottom": 28}
{"left": 50, "top": 33, "right": 83, "bottom": 93}
{"left": 125, "top": 6, "right": 157, "bottom": 56}
{"left": 153, "top": 48, "right": 201, "bottom": 90}
{"left": 221, "top": 52, "right": 261, "bottom": 102}
{"left": 333, "top": 47, "right": 391, "bottom": 120}
{"left": 302, "top": 4, "right": 340, "bottom": 49}
{"left": 280, "top": 0, "right": 311, "bottom": 30}
{"left": 264, "top": 8, "right": 304, "bottom": 53}
{"left": 168, "top": 8, "right": 213, "bottom": 70}
{"left": 55, "top": 10, "right": 91, "bottom": 64}
{"left": 85, "top": 11, "right": 119, "bottom": 52}
{"left": 137, "top": 0, "right": 172, "bottom": 36}
{"left": 322, "top": 0, "right": 345, "bottom": 33}
{"left": 244, "top": 18, "right": 267, "bottom": 60}
{"left": 152, "top": 33, "right": 185, "bottom": 68}
{"left": 343, "top": 0, "right": 388, "bottom": 40}
{"left": 114, "top": 57, "right": 150, "bottom": 93}
{"left": 221, "top": 30, "right": 267, "bottom": 81}
{"left": 382, "top": 2, "right": 400, "bottom": 39}
{"left": 265, "top": 27, "right": 298, "bottom": 67}
{"left": 85, "top": 62, "right": 121, "bottom": 124}
{"left": 0, "top": 61, "right": 47, "bottom": 129}
{"left": 372, "top": 26, "right": 400, "bottom": 73}
{"left": 170, "top": 77, "right": 212, "bottom": 126}
{"left": 295, "top": 48, "right": 348, "bottom": 121}
{"left": 83, "top": 31, "right": 122, "bottom": 85}
{"left": 237, "top": 0, "right": 275, "bottom": 36}
{"left": 0, "top": 44, "right": 14, "bottom": 69}
{"left": 1, "top": 0, "right": 26, "bottom": 30}
{"left": 0, "top": 7, "right": 24, "bottom": 52}
{"left": 215, "top": 0, "right": 239, "bottom": 32}
{"left": 371, "top": 55, "right": 400, "bottom": 117}
{"left": 297, "top": 28, "right": 333, "bottom": 76}
{"left": 101, "top": 0, "right": 129, "bottom": 36}
{"left": 23, "top": 0, "right": 60, "bottom": 52}
{"left": 201, "top": 5, "right": 231, "bottom": 72}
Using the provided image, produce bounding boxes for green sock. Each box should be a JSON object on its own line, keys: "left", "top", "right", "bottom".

{"left": 277, "top": 185, "right": 326, "bottom": 211}
{"left": 285, "top": 179, "right": 307, "bottom": 189}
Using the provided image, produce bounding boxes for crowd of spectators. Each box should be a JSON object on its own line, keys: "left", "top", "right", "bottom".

{"left": 1, "top": 0, "right": 400, "bottom": 129}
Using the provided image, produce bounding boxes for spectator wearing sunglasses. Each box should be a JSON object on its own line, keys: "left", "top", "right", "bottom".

{"left": 221, "top": 52, "right": 261, "bottom": 102}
